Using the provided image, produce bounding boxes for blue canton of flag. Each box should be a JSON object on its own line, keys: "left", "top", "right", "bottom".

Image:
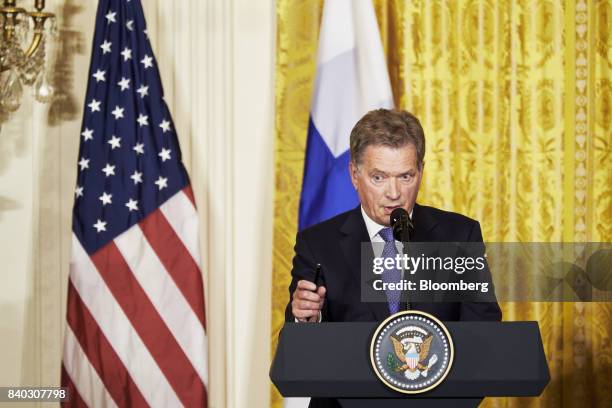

{"left": 73, "top": 0, "right": 188, "bottom": 253}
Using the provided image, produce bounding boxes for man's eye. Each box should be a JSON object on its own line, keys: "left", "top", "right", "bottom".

{"left": 372, "top": 175, "right": 384, "bottom": 182}
{"left": 401, "top": 174, "right": 413, "bottom": 181}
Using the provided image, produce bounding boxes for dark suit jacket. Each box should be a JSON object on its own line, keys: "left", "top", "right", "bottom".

{"left": 285, "top": 203, "right": 502, "bottom": 324}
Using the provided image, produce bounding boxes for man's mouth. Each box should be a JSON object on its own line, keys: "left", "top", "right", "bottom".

{"left": 383, "top": 205, "right": 401, "bottom": 214}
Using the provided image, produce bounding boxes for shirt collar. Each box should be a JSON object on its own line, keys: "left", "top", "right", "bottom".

{"left": 360, "top": 206, "right": 413, "bottom": 241}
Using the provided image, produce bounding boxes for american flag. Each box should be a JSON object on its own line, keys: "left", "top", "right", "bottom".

{"left": 61, "top": 0, "right": 208, "bottom": 406}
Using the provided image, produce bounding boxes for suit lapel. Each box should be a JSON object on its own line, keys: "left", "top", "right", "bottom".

{"left": 410, "top": 203, "right": 438, "bottom": 242}
{"left": 340, "top": 206, "right": 390, "bottom": 321}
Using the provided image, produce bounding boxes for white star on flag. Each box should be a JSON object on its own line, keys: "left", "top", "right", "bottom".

{"left": 81, "top": 128, "right": 94, "bottom": 141}
{"left": 88, "top": 99, "right": 101, "bottom": 113}
{"left": 158, "top": 148, "right": 171, "bottom": 162}
{"left": 141, "top": 55, "right": 153, "bottom": 69}
{"left": 75, "top": 186, "right": 83, "bottom": 198}
{"left": 121, "top": 47, "right": 132, "bottom": 61}
{"left": 136, "top": 85, "right": 149, "bottom": 98}
{"left": 154, "top": 176, "right": 168, "bottom": 190}
{"left": 102, "top": 163, "right": 116, "bottom": 177}
{"left": 159, "top": 119, "right": 171, "bottom": 133}
{"left": 105, "top": 11, "right": 116, "bottom": 24}
{"left": 130, "top": 170, "right": 143, "bottom": 184}
{"left": 78, "top": 158, "right": 90, "bottom": 170}
{"left": 137, "top": 114, "right": 149, "bottom": 126}
{"left": 99, "top": 192, "right": 113, "bottom": 205}
{"left": 108, "top": 135, "right": 121, "bottom": 149}
{"left": 100, "top": 40, "right": 112, "bottom": 54}
{"left": 125, "top": 199, "right": 139, "bottom": 212}
{"left": 92, "top": 69, "right": 106, "bottom": 82}
{"left": 126, "top": 19, "right": 134, "bottom": 31}
{"left": 93, "top": 219, "right": 107, "bottom": 233}
{"left": 118, "top": 77, "right": 131, "bottom": 91}
{"left": 133, "top": 142, "right": 144, "bottom": 155}
{"left": 111, "top": 106, "right": 125, "bottom": 120}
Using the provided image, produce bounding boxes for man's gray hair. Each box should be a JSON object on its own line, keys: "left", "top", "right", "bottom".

{"left": 349, "top": 109, "right": 425, "bottom": 168}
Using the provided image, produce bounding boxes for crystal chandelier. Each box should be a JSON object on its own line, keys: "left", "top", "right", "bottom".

{"left": 0, "top": 0, "right": 56, "bottom": 113}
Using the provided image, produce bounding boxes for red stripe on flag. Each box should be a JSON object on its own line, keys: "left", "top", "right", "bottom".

{"left": 139, "top": 209, "right": 206, "bottom": 328}
{"left": 66, "top": 281, "right": 149, "bottom": 407}
{"left": 91, "top": 242, "right": 207, "bottom": 407}
{"left": 61, "top": 364, "right": 88, "bottom": 408}
{"left": 182, "top": 185, "right": 196, "bottom": 207}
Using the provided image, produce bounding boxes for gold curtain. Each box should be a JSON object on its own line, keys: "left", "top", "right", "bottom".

{"left": 271, "top": 1, "right": 611, "bottom": 407}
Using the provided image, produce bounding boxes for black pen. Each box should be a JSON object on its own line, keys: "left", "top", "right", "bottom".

{"left": 313, "top": 263, "right": 321, "bottom": 288}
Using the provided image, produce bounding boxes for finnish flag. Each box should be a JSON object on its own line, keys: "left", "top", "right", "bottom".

{"left": 298, "top": 0, "right": 394, "bottom": 231}
{"left": 288, "top": 1, "right": 393, "bottom": 406}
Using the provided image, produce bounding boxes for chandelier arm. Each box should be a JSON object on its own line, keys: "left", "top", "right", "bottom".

{"left": 24, "top": 31, "right": 42, "bottom": 59}
{"left": 24, "top": 12, "right": 52, "bottom": 59}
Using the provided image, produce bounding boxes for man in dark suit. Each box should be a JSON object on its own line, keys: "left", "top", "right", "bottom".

{"left": 284, "top": 109, "right": 501, "bottom": 407}
{"left": 286, "top": 109, "right": 501, "bottom": 324}
{"left": 285, "top": 202, "right": 502, "bottom": 323}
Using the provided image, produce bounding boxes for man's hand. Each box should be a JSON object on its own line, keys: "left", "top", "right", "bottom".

{"left": 292, "top": 280, "right": 326, "bottom": 322}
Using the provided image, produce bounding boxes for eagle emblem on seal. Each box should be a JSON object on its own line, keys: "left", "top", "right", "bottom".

{"left": 389, "top": 326, "right": 439, "bottom": 380}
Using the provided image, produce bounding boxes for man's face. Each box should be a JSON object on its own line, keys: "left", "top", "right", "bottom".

{"left": 349, "top": 144, "right": 423, "bottom": 226}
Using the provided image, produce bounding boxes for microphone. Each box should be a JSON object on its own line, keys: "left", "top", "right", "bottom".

{"left": 390, "top": 207, "right": 413, "bottom": 242}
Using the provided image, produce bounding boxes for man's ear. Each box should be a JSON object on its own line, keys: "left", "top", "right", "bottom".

{"left": 349, "top": 161, "right": 359, "bottom": 190}
{"left": 416, "top": 161, "right": 425, "bottom": 187}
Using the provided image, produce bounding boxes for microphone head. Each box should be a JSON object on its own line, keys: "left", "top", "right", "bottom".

{"left": 390, "top": 207, "right": 409, "bottom": 226}
{"left": 390, "top": 207, "right": 412, "bottom": 242}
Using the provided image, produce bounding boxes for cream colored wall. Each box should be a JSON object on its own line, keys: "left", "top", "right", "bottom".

{"left": 0, "top": 1, "right": 274, "bottom": 407}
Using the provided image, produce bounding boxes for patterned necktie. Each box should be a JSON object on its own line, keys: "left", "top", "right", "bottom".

{"left": 378, "top": 227, "right": 401, "bottom": 314}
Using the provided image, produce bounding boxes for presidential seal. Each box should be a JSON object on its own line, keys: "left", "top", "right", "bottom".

{"left": 370, "top": 311, "right": 454, "bottom": 394}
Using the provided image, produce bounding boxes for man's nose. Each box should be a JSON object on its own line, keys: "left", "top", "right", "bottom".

{"left": 385, "top": 178, "right": 400, "bottom": 200}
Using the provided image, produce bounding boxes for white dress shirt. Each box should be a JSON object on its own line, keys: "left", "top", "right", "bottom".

{"left": 360, "top": 206, "right": 411, "bottom": 255}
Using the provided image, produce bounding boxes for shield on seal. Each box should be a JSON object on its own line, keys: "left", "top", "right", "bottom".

{"left": 406, "top": 352, "right": 419, "bottom": 370}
